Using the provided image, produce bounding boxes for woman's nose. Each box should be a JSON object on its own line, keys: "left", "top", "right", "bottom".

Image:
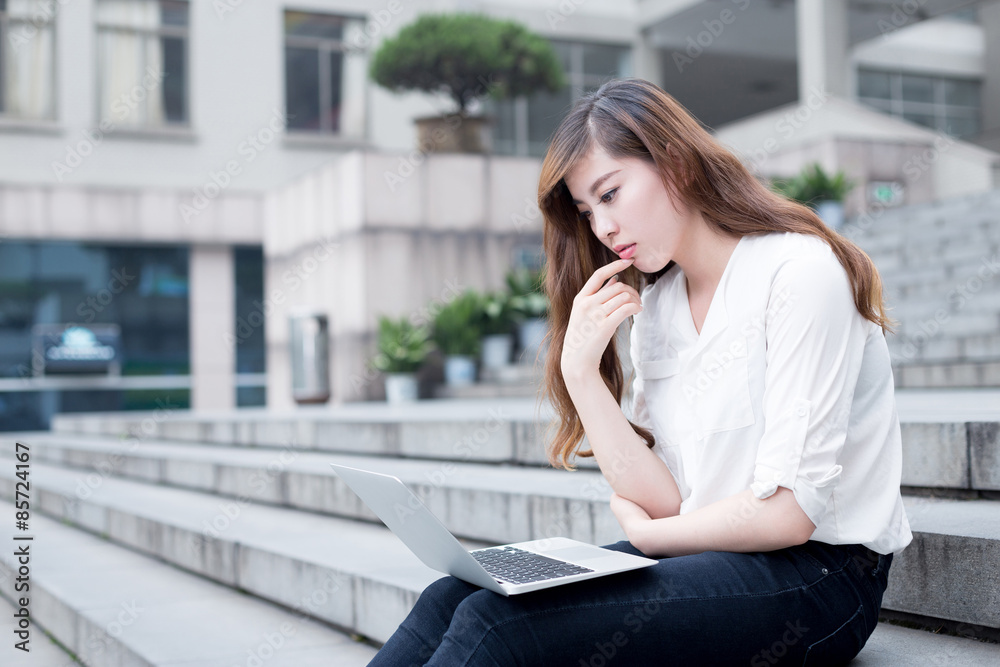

{"left": 591, "top": 211, "right": 618, "bottom": 241}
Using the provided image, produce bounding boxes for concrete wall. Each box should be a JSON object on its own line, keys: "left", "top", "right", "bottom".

{"left": 262, "top": 150, "right": 544, "bottom": 408}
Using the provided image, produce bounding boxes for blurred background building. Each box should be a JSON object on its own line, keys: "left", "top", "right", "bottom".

{"left": 1, "top": 0, "right": 998, "bottom": 429}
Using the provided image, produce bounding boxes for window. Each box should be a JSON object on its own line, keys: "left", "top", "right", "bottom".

{"left": 95, "top": 0, "right": 189, "bottom": 128}
{"left": 0, "top": 0, "right": 57, "bottom": 120}
{"left": 0, "top": 241, "right": 191, "bottom": 430}
{"left": 284, "top": 10, "right": 366, "bottom": 138}
{"left": 857, "top": 68, "right": 981, "bottom": 139}
{"left": 490, "top": 41, "right": 632, "bottom": 157}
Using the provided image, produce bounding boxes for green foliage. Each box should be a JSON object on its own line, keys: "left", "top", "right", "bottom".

{"left": 369, "top": 13, "right": 566, "bottom": 114}
{"left": 478, "top": 290, "right": 517, "bottom": 336}
{"left": 432, "top": 290, "right": 483, "bottom": 356}
{"left": 506, "top": 266, "right": 549, "bottom": 320}
{"left": 771, "top": 162, "right": 854, "bottom": 207}
{"left": 372, "top": 316, "right": 433, "bottom": 374}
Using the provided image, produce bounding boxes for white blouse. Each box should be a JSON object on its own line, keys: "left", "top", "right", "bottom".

{"left": 627, "top": 231, "right": 913, "bottom": 555}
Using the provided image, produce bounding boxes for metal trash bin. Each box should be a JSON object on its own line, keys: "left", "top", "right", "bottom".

{"left": 289, "top": 311, "right": 330, "bottom": 404}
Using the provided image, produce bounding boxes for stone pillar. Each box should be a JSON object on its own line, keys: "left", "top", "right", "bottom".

{"left": 796, "top": 0, "right": 850, "bottom": 101}
{"left": 189, "top": 245, "right": 235, "bottom": 411}
{"left": 980, "top": 2, "right": 1000, "bottom": 156}
{"left": 633, "top": 29, "right": 663, "bottom": 84}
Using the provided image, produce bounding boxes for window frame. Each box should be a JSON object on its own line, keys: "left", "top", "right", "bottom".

{"left": 856, "top": 67, "right": 981, "bottom": 139}
{"left": 93, "top": 0, "right": 191, "bottom": 131}
{"left": 282, "top": 8, "right": 368, "bottom": 141}
{"left": 0, "top": 0, "right": 59, "bottom": 124}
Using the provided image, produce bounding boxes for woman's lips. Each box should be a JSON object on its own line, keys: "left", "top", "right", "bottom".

{"left": 618, "top": 244, "right": 636, "bottom": 260}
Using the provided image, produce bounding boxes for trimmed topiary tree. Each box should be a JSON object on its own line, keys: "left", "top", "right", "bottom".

{"left": 369, "top": 13, "right": 566, "bottom": 116}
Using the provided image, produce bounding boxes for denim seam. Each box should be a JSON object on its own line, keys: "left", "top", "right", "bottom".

{"left": 802, "top": 602, "right": 864, "bottom": 663}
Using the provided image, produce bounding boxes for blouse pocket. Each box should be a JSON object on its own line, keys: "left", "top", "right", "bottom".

{"left": 690, "top": 335, "right": 756, "bottom": 435}
{"left": 639, "top": 357, "right": 680, "bottom": 380}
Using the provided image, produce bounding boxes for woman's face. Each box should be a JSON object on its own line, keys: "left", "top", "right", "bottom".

{"left": 563, "top": 145, "right": 694, "bottom": 274}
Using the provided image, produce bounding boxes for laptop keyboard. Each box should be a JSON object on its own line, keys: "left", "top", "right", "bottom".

{"left": 472, "top": 546, "right": 595, "bottom": 584}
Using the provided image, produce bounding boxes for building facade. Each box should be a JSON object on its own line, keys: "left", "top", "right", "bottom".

{"left": 0, "top": 0, "right": 997, "bottom": 428}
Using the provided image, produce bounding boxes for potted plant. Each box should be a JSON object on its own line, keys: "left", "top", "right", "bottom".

{"left": 368, "top": 13, "right": 566, "bottom": 153}
{"left": 771, "top": 162, "right": 855, "bottom": 230}
{"left": 372, "top": 315, "right": 433, "bottom": 403}
{"left": 506, "top": 266, "right": 549, "bottom": 364}
{"left": 478, "top": 290, "right": 517, "bottom": 370}
{"left": 432, "top": 290, "right": 482, "bottom": 386}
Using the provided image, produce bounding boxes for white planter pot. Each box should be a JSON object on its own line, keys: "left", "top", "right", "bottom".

{"left": 518, "top": 318, "right": 549, "bottom": 365}
{"left": 384, "top": 373, "right": 418, "bottom": 404}
{"left": 816, "top": 200, "right": 844, "bottom": 230}
{"left": 481, "top": 334, "right": 513, "bottom": 369}
{"left": 444, "top": 355, "right": 476, "bottom": 386}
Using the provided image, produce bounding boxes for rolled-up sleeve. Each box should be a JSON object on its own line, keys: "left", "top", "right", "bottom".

{"left": 750, "top": 253, "right": 870, "bottom": 527}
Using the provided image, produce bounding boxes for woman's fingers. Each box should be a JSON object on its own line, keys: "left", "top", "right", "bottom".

{"left": 580, "top": 258, "right": 635, "bottom": 297}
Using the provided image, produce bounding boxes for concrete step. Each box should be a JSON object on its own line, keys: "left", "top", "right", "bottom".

{"left": 2, "top": 431, "right": 623, "bottom": 545}
{"left": 42, "top": 388, "right": 1000, "bottom": 493}
{"left": 2, "top": 457, "right": 1000, "bottom": 638}
{"left": 0, "top": 500, "right": 377, "bottom": 666}
{"left": 853, "top": 622, "right": 998, "bottom": 666}
{"left": 0, "top": 460, "right": 446, "bottom": 645}
{"left": 0, "top": 593, "right": 82, "bottom": 666}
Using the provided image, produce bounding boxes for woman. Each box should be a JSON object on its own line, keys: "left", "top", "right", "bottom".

{"left": 368, "top": 77, "right": 912, "bottom": 666}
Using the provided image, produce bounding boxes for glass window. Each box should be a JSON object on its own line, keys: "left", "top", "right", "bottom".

{"left": 901, "top": 74, "right": 934, "bottom": 104}
{"left": 0, "top": 0, "right": 57, "bottom": 120}
{"left": 234, "top": 246, "right": 265, "bottom": 407}
{"left": 95, "top": 0, "right": 189, "bottom": 127}
{"left": 284, "top": 10, "right": 366, "bottom": 138}
{"left": 491, "top": 40, "right": 631, "bottom": 157}
{"left": 0, "top": 240, "right": 191, "bottom": 430}
{"left": 857, "top": 68, "right": 981, "bottom": 139}
{"left": 858, "top": 70, "right": 891, "bottom": 101}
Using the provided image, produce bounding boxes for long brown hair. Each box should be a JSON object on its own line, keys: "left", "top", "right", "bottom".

{"left": 538, "top": 77, "right": 897, "bottom": 470}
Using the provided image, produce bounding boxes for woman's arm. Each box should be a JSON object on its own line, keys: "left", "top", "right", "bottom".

{"left": 561, "top": 258, "right": 682, "bottom": 519}
{"left": 610, "top": 487, "right": 816, "bottom": 557}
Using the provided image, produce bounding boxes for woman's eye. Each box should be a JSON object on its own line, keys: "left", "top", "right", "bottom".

{"left": 600, "top": 188, "right": 618, "bottom": 204}
{"left": 577, "top": 210, "right": 591, "bottom": 222}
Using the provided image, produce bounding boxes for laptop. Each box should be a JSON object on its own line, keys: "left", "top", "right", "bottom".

{"left": 329, "top": 462, "right": 658, "bottom": 596}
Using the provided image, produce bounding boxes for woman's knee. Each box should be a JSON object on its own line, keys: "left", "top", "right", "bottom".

{"left": 415, "top": 576, "right": 480, "bottom": 615}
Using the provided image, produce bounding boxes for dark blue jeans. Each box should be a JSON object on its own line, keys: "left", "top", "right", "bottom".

{"left": 367, "top": 540, "right": 892, "bottom": 667}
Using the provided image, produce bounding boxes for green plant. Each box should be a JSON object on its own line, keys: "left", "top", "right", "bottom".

{"left": 432, "top": 290, "right": 482, "bottom": 356}
{"left": 506, "top": 266, "right": 549, "bottom": 320}
{"left": 771, "top": 163, "right": 854, "bottom": 207}
{"left": 478, "top": 290, "right": 517, "bottom": 336}
{"left": 372, "top": 316, "right": 433, "bottom": 374}
{"left": 369, "top": 13, "right": 566, "bottom": 115}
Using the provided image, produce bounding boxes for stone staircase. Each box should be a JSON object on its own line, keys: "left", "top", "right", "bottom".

{"left": 1, "top": 393, "right": 999, "bottom": 665}
{"left": 842, "top": 187, "right": 1000, "bottom": 389}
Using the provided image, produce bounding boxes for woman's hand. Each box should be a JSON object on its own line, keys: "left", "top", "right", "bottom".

{"left": 561, "top": 258, "right": 642, "bottom": 384}
{"left": 610, "top": 492, "right": 653, "bottom": 548}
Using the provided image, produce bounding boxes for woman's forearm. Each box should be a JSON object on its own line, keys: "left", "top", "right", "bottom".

{"left": 564, "top": 368, "right": 681, "bottom": 519}
{"left": 619, "top": 487, "right": 817, "bottom": 558}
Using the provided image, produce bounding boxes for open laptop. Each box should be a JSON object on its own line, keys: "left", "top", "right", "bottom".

{"left": 329, "top": 462, "right": 658, "bottom": 596}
